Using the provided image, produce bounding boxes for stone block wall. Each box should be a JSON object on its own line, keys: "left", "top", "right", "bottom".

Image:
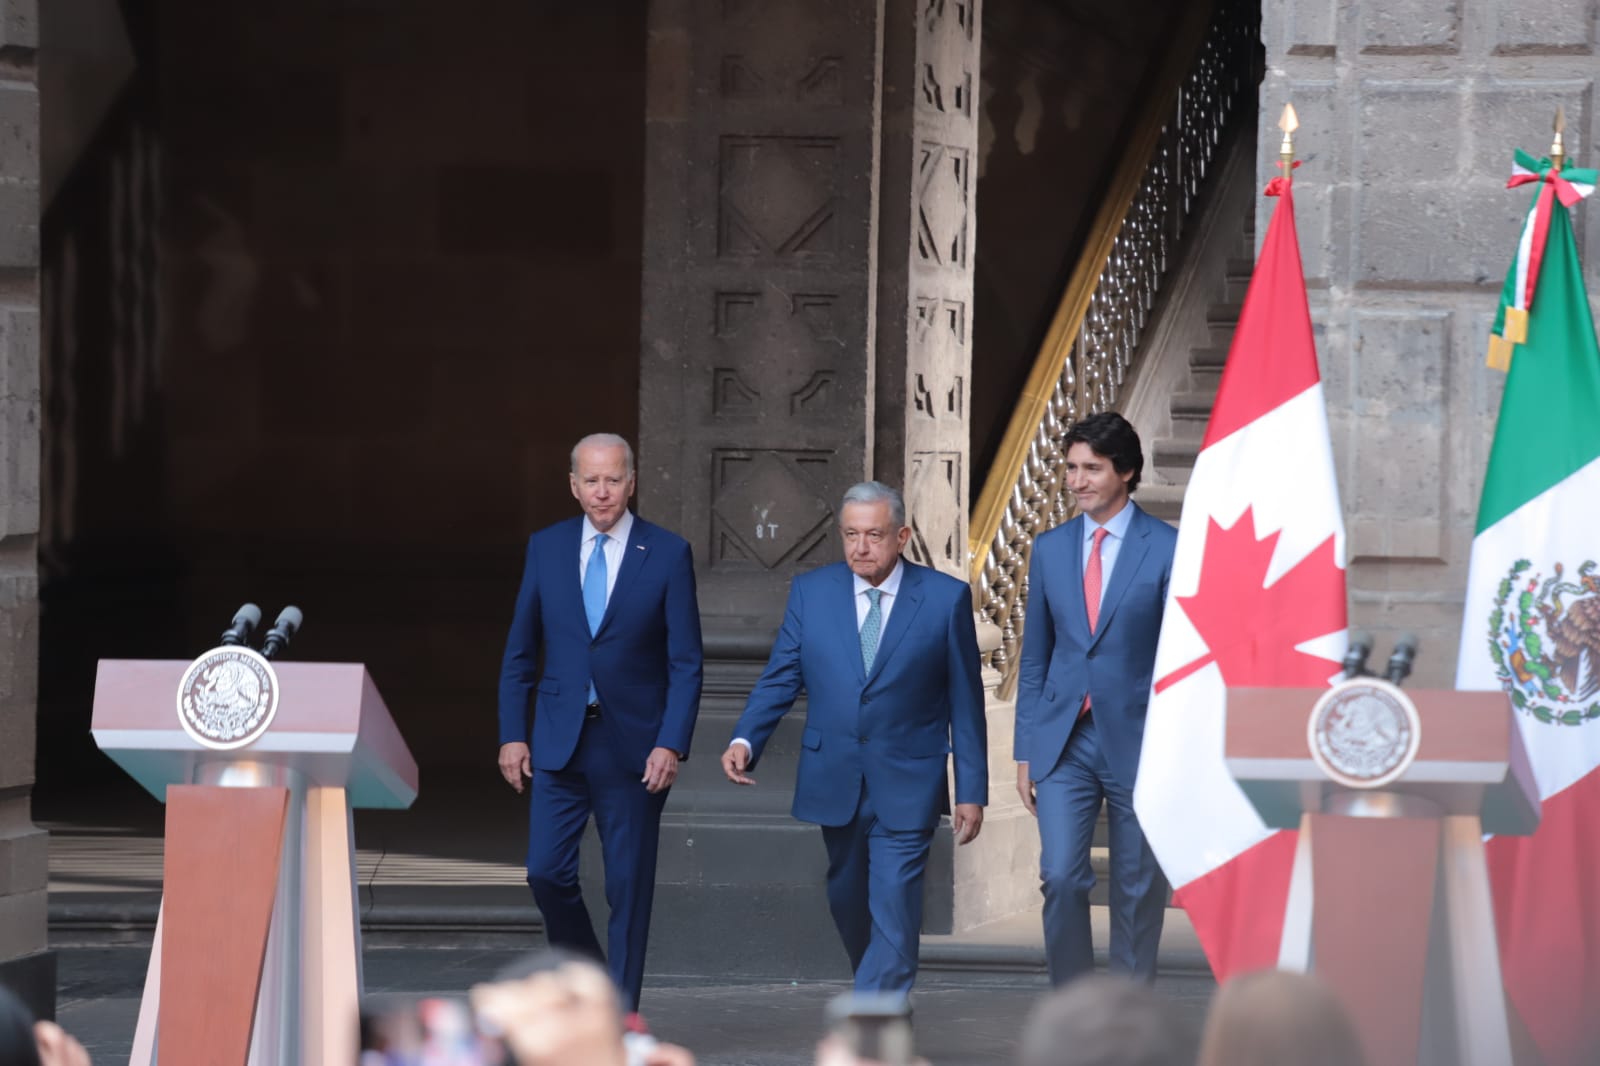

{"left": 1260, "top": 0, "right": 1599, "bottom": 685}
{"left": 0, "top": 0, "right": 50, "bottom": 1019}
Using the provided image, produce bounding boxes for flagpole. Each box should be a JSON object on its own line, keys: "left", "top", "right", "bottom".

{"left": 1278, "top": 102, "right": 1298, "bottom": 173}
{"left": 1550, "top": 105, "right": 1566, "bottom": 172}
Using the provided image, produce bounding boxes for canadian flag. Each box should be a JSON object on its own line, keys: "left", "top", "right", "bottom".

{"left": 1132, "top": 172, "right": 1349, "bottom": 977}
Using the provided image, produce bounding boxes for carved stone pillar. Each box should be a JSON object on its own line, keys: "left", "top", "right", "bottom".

{"left": 0, "top": 0, "right": 51, "bottom": 1019}
{"left": 636, "top": 0, "right": 992, "bottom": 977}
{"left": 875, "top": 0, "right": 978, "bottom": 580}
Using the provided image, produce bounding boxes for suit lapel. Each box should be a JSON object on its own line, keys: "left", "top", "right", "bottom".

{"left": 1088, "top": 504, "right": 1150, "bottom": 651}
{"left": 865, "top": 560, "right": 924, "bottom": 685}
{"left": 562, "top": 519, "right": 589, "bottom": 629}
{"left": 1061, "top": 517, "right": 1093, "bottom": 643}
{"left": 595, "top": 517, "right": 649, "bottom": 638}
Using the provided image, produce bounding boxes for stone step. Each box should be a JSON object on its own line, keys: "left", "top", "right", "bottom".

{"left": 1189, "top": 345, "right": 1229, "bottom": 371}
{"left": 1206, "top": 301, "right": 1241, "bottom": 330}
{"left": 50, "top": 892, "right": 1207, "bottom": 975}
{"left": 1136, "top": 484, "right": 1186, "bottom": 524}
{"left": 1222, "top": 256, "right": 1256, "bottom": 303}
{"left": 1151, "top": 437, "right": 1199, "bottom": 472}
{"left": 1170, "top": 389, "right": 1219, "bottom": 425}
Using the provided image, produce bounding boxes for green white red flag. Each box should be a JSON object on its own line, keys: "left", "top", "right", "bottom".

{"left": 1458, "top": 149, "right": 1600, "bottom": 1066}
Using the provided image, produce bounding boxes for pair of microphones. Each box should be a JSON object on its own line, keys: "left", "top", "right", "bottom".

{"left": 1340, "top": 632, "right": 1417, "bottom": 685}
{"left": 219, "top": 604, "right": 303, "bottom": 660}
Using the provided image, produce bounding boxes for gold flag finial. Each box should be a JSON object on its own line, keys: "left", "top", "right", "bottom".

{"left": 1551, "top": 106, "right": 1567, "bottom": 171}
{"left": 1279, "top": 103, "right": 1299, "bottom": 171}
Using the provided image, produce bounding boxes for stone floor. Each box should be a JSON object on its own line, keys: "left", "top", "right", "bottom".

{"left": 55, "top": 944, "right": 1218, "bottom": 1066}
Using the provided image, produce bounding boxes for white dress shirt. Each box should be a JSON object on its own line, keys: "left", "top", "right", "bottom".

{"left": 580, "top": 510, "right": 634, "bottom": 604}
{"left": 853, "top": 558, "right": 905, "bottom": 631}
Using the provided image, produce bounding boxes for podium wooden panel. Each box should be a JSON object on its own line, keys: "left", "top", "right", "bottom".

{"left": 1225, "top": 684, "right": 1538, "bottom": 1066}
{"left": 92, "top": 659, "right": 417, "bottom": 1066}
{"left": 158, "top": 786, "right": 288, "bottom": 1066}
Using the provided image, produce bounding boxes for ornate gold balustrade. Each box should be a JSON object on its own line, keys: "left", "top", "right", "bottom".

{"left": 969, "top": 0, "right": 1261, "bottom": 695}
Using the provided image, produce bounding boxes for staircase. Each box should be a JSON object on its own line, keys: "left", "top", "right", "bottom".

{"left": 1123, "top": 123, "right": 1260, "bottom": 526}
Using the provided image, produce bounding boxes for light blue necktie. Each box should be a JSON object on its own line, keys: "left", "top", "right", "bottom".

{"left": 860, "top": 587, "right": 883, "bottom": 673}
{"left": 584, "top": 533, "right": 608, "bottom": 702}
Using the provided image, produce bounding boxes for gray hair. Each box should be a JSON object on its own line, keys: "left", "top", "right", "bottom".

{"left": 840, "top": 481, "right": 906, "bottom": 527}
{"left": 570, "top": 433, "right": 635, "bottom": 475}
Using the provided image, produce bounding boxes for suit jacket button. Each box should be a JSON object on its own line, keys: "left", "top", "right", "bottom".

{"left": 859, "top": 736, "right": 868, "bottom": 744}
{"left": 1087, "top": 650, "right": 1097, "bottom": 659}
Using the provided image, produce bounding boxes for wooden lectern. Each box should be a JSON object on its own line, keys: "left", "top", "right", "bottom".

{"left": 92, "top": 658, "right": 418, "bottom": 1066}
{"left": 1225, "top": 682, "right": 1538, "bottom": 1066}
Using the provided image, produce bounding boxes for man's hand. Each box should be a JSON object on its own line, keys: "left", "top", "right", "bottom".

{"left": 471, "top": 958, "right": 627, "bottom": 1066}
{"left": 1016, "top": 762, "right": 1037, "bottom": 816}
{"left": 499, "top": 742, "right": 532, "bottom": 793}
{"left": 721, "top": 743, "right": 756, "bottom": 785}
{"left": 642, "top": 747, "right": 680, "bottom": 793}
{"left": 34, "top": 1022, "right": 91, "bottom": 1066}
{"left": 953, "top": 803, "right": 984, "bottom": 845}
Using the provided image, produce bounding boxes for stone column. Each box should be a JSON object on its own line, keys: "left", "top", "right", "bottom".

{"left": 874, "top": 0, "right": 977, "bottom": 578}
{"left": 0, "top": 0, "right": 50, "bottom": 1020}
{"left": 1260, "top": 0, "right": 1599, "bottom": 683}
{"left": 637, "top": 0, "right": 994, "bottom": 977}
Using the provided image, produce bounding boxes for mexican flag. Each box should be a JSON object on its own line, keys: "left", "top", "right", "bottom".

{"left": 1457, "top": 149, "right": 1600, "bottom": 1066}
{"left": 1134, "top": 168, "right": 1348, "bottom": 978}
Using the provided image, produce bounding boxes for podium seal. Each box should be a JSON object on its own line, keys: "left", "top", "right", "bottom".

{"left": 176, "top": 645, "right": 281, "bottom": 750}
{"left": 1307, "top": 677, "right": 1421, "bottom": 789}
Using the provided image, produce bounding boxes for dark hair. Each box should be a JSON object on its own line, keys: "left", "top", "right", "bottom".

{"left": 491, "top": 946, "right": 607, "bottom": 984}
{"left": 1063, "top": 412, "right": 1144, "bottom": 494}
{"left": 0, "top": 985, "right": 41, "bottom": 1066}
{"left": 1019, "top": 977, "right": 1189, "bottom": 1066}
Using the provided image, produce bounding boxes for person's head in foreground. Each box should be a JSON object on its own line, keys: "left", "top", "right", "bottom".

{"left": 1018, "top": 976, "right": 1187, "bottom": 1066}
{"left": 1196, "top": 969, "right": 1369, "bottom": 1066}
{"left": 470, "top": 950, "right": 693, "bottom": 1066}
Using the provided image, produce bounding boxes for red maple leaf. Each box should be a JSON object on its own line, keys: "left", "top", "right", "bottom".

{"left": 1156, "top": 507, "right": 1346, "bottom": 693}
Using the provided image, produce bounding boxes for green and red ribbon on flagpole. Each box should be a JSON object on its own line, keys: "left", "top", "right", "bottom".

{"left": 1488, "top": 149, "right": 1598, "bottom": 370}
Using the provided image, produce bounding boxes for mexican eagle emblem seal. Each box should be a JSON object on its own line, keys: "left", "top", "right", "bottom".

{"left": 1307, "top": 678, "right": 1421, "bottom": 790}
{"left": 176, "top": 645, "right": 281, "bottom": 750}
{"left": 1489, "top": 559, "right": 1600, "bottom": 725}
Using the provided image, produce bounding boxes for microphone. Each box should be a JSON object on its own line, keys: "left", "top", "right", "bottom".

{"left": 261, "top": 606, "right": 303, "bottom": 661}
{"left": 1341, "top": 631, "right": 1373, "bottom": 679}
{"left": 1385, "top": 633, "right": 1419, "bottom": 686}
{"left": 220, "top": 604, "right": 262, "bottom": 647}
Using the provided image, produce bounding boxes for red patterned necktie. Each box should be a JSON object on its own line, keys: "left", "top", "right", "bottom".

{"left": 1081, "top": 526, "right": 1109, "bottom": 718}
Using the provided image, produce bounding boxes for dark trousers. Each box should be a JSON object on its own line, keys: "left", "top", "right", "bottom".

{"left": 525, "top": 718, "right": 668, "bottom": 1010}
{"left": 820, "top": 781, "right": 936, "bottom": 994}
{"left": 1034, "top": 712, "right": 1167, "bottom": 985}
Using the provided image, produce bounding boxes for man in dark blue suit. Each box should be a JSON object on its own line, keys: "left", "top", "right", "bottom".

{"left": 720, "top": 481, "right": 988, "bottom": 994}
{"left": 1016, "top": 412, "right": 1176, "bottom": 985}
{"left": 497, "top": 433, "right": 703, "bottom": 1010}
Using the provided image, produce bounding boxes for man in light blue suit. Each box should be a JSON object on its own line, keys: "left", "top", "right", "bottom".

{"left": 497, "top": 433, "right": 703, "bottom": 1011}
{"left": 720, "top": 481, "right": 988, "bottom": 994}
{"left": 1016, "top": 412, "right": 1176, "bottom": 985}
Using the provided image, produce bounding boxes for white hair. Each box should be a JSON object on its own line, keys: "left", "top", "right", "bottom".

{"left": 841, "top": 481, "right": 906, "bottom": 527}
{"left": 570, "top": 433, "right": 635, "bottom": 475}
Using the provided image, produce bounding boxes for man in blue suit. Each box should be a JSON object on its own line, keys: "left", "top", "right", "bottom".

{"left": 720, "top": 481, "right": 988, "bottom": 994}
{"left": 1016, "top": 412, "right": 1175, "bottom": 985}
{"left": 497, "top": 433, "right": 703, "bottom": 1010}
